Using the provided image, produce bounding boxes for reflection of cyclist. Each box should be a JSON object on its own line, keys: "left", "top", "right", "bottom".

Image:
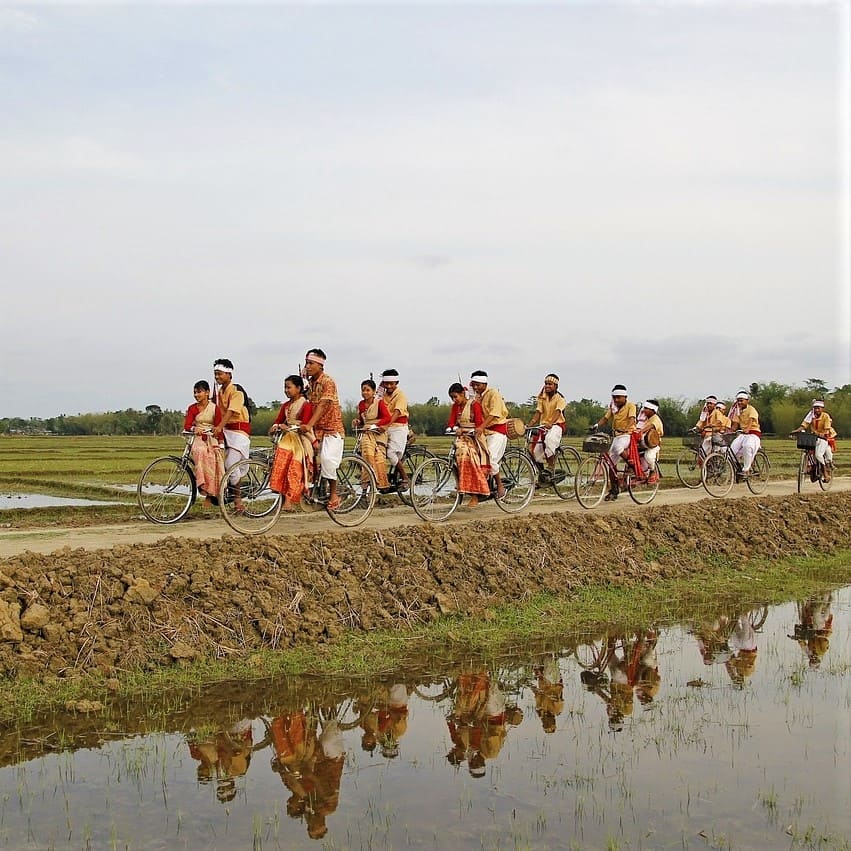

{"left": 527, "top": 373, "right": 567, "bottom": 480}
{"left": 446, "top": 671, "right": 522, "bottom": 776}
{"left": 791, "top": 400, "right": 836, "bottom": 482}
{"left": 532, "top": 658, "right": 564, "bottom": 734}
{"left": 789, "top": 594, "right": 834, "bottom": 668}
{"left": 187, "top": 718, "right": 254, "bottom": 803}
{"left": 725, "top": 615, "right": 758, "bottom": 687}
{"left": 271, "top": 709, "right": 345, "bottom": 840}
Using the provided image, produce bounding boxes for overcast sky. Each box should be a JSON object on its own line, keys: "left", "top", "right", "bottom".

{"left": 2, "top": 1, "right": 849, "bottom": 418}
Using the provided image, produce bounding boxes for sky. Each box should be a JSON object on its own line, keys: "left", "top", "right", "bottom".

{"left": 2, "top": 1, "right": 849, "bottom": 418}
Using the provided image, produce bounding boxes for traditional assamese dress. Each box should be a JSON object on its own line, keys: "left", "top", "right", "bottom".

{"left": 447, "top": 398, "right": 491, "bottom": 496}
{"left": 269, "top": 397, "right": 315, "bottom": 503}
{"left": 357, "top": 397, "right": 392, "bottom": 489}
{"left": 183, "top": 401, "right": 225, "bottom": 497}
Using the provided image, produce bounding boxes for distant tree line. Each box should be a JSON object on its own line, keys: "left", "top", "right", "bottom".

{"left": 3, "top": 379, "right": 850, "bottom": 438}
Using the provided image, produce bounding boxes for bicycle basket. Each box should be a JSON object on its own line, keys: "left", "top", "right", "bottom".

{"left": 582, "top": 434, "right": 612, "bottom": 453}
{"left": 722, "top": 433, "right": 738, "bottom": 446}
{"left": 796, "top": 432, "right": 819, "bottom": 450}
{"left": 682, "top": 434, "right": 701, "bottom": 450}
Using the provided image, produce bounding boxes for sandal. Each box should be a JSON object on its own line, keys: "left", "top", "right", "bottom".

{"left": 326, "top": 496, "right": 342, "bottom": 511}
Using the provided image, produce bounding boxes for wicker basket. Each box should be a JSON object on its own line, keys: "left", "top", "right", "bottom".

{"left": 682, "top": 434, "right": 701, "bottom": 450}
{"left": 796, "top": 432, "right": 819, "bottom": 450}
{"left": 583, "top": 434, "right": 612, "bottom": 453}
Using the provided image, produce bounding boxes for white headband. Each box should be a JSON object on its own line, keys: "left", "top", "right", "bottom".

{"left": 643, "top": 402, "right": 659, "bottom": 413}
{"left": 381, "top": 374, "right": 400, "bottom": 383}
{"left": 470, "top": 372, "right": 488, "bottom": 383}
{"left": 213, "top": 363, "right": 233, "bottom": 374}
{"left": 736, "top": 392, "right": 749, "bottom": 400}
{"left": 705, "top": 395, "right": 717, "bottom": 403}
{"left": 812, "top": 399, "right": 825, "bottom": 407}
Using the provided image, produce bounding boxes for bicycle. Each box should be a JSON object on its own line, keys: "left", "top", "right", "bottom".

{"left": 137, "top": 431, "right": 199, "bottom": 524}
{"left": 700, "top": 432, "right": 770, "bottom": 497}
{"left": 348, "top": 428, "right": 435, "bottom": 505}
{"left": 409, "top": 429, "right": 536, "bottom": 522}
{"left": 675, "top": 430, "right": 722, "bottom": 489}
{"left": 218, "top": 429, "right": 377, "bottom": 534}
{"left": 791, "top": 431, "right": 832, "bottom": 492}
{"left": 524, "top": 426, "right": 581, "bottom": 500}
{"left": 574, "top": 432, "right": 660, "bottom": 508}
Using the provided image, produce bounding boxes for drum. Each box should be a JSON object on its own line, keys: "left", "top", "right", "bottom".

{"left": 506, "top": 418, "right": 526, "bottom": 440}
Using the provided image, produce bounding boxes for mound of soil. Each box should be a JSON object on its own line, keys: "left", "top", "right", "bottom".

{"left": 0, "top": 492, "right": 848, "bottom": 682}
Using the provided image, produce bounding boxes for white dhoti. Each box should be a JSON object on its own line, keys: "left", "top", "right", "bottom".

{"left": 319, "top": 433, "right": 344, "bottom": 480}
{"left": 486, "top": 432, "right": 508, "bottom": 475}
{"left": 815, "top": 437, "right": 833, "bottom": 466}
{"left": 386, "top": 425, "right": 408, "bottom": 466}
{"left": 641, "top": 445, "right": 660, "bottom": 474}
{"left": 223, "top": 429, "right": 250, "bottom": 485}
{"left": 730, "top": 433, "right": 760, "bottom": 472}
{"left": 608, "top": 433, "right": 631, "bottom": 465}
{"left": 532, "top": 424, "right": 563, "bottom": 464}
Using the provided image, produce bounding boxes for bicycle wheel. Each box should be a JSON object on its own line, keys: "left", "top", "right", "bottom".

{"left": 573, "top": 638, "right": 610, "bottom": 671}
{"left": 219, "top": 458, "right": 282, "bottom": 535}
{"left": 410, "top": 457, "right": 460, "bottom": 522}
{"left": 397, "top": 445, "right": 435, "bottom": 505}
{"left": 746, "top": 449, "right": 770, "bottom": 494}
{"left": 327, "top": 455, "right": 376, "bottom": 527}
{"left": 797, "top": 452, "right": 807, "bottom": 493}
{"left": 701, "top": 452, "right": 734, "bottom": 498}
{"left": 495, "top": 448, "right": 536, "bottom": 513}
{"left": 575, "top": 455, "right": 609, "bottom": 509}
{"left": 675, "top": 449, "right": 703, "bottom": 489}
{"left": 552, "top": 446, "right": 580, "bottom": 500}
{"left": 137, "top": 456, "right": 196, "bottom": 524}
{"left": 747, "top": 605, "right": 769, "bottom": 631}
{"left": 627, "top": 464, "right": 660, "bottom": 505}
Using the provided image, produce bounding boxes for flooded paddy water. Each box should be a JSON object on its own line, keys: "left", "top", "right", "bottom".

{"left": 1, "top": 589, "right": 848, "bottom": 850}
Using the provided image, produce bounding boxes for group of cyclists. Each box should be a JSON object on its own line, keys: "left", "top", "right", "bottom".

{"left": 182, "top": 352, "right": 839, "bottom": 518}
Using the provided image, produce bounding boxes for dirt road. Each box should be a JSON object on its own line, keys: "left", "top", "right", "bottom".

{"left": 2, "top": 477, "right": 847, "bottom": 559}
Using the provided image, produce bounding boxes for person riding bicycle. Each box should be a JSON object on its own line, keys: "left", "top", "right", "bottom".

{"left": 212, "top": 358, "right": 251, "bottom": 512}
{"left": 446, "top": 382, "right": 491, "bottom": 506}
{"left": 527, "top": 373, "right": 566, "bottom": 481}
{"left": 469, "top": 371, "right": 509, "bottom": 499}
{"left": 378, "top": 369, "right": 412, "bottom": 494}
{"left": 269, "top": 375, "right": 315, "bottom": 511}
{"left": 591, "top": 384, "right": 637, "bottom": 500}
{"left": 692, "top": 395, "right": 731, "bottom": 457}
{"left": 353, "top": 378, "right": 393, "bottom": 492}
{"left": 791, "top": 399, "right": 836, "bottom": 482}
{"left": 728, "top": 391, "right": 761, "bottom": 478}
{"left": 183, "top": 379, "right": 224, "bottom": 506}
{"left": 635, "top": 399, "right": 663, "bottom": 483}
{"left": 301, "top": 348, "right": 346, "bottom": 511}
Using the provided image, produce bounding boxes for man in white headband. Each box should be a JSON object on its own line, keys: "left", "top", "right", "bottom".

{"left": 792, "top": 399, "right": 835, "bottom": 480}
{"left": 469, "top": 370, "right": 509, "bottom": 497}
{"left": 729, "top": 391, "right": 761, "bottom": 476}
{"left": 212, "top": 358, "right": 251, "bottom": 509}
{"left": 379, "top": 368, "right": 411, "bottom": 493}
{"left": 527, "top": 373, "right": 567, "bottom": 480}
{"left": 693, "top": 395, "right": 730, "bottom": 457}
{"left": 592, "top": 384, "right": 636, "bottom": 498}
{"left": 636, "top": 399, "right": 663, "bottom": 482}
{"left": 301, "top": 348, "right": 346, "bottom": 510}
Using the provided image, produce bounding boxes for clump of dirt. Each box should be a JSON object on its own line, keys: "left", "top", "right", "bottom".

{"left": 0, "top": 492, "right": 848, "bottom": 682}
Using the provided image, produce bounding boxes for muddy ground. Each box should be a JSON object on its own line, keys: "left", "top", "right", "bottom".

{"left": 0, "top": 489, "right": 848, "bottom": 682}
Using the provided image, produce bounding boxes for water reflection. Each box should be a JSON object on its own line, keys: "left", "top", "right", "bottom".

{"left": 789, "top": 593, "right": 834, "bottom": 668}
{"left": 1, "top": 589, "right": 849, "bottom": 850}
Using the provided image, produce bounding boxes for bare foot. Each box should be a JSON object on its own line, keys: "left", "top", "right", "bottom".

{"left": 467, "top": 496, "right": 479, "bottom": 507}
